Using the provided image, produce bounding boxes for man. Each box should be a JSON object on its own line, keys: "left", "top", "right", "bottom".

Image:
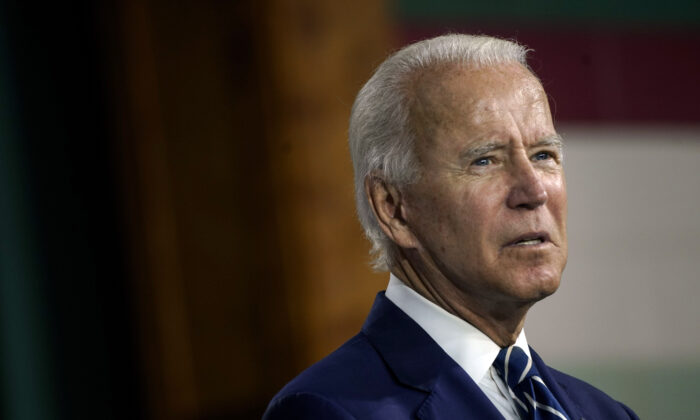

{"left": 264, "top": 34, "right": 638, "bottom": 420}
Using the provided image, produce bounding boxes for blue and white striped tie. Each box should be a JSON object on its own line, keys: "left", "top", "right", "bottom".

{"left": 493, "top": 346, "right": 569, "bottom": 420}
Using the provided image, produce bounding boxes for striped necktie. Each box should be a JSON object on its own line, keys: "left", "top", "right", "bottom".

{"left": 493, "top": 346, "right": 569, "bottom": 420}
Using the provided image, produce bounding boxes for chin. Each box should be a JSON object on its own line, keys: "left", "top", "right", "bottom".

{"left": 510, "top": 266, "right": 563, "bottom": 303}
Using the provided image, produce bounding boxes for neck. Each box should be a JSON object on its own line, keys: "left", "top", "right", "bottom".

{"left": 391, "top": 254, "right": 531, "bottom": 348}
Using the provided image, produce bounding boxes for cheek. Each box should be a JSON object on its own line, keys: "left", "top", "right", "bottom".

{"left": 460, "top": 181, "right": 505, "bottom": 221}
{"left": 406, "top": 187, "right": 456, "bottom": 243}
{"left": 547, "top": 177, "right": 567, "bottom": 222}
{"left": 544, "top": 176, "right": 568, "bottom": 251}
{"left": 410, "top": 180, "right": 504, "bottom": 249}
{"left": 444, "top": 187, "right": 501, "bottom": 251}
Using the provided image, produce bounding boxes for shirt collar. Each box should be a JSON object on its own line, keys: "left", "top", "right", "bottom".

{"left": 385, "top": 273, "right": 530, "bottom": 384}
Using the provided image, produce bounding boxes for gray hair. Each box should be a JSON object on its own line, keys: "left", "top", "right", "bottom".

{"left": 348, "top": 34, "right": 530, "bottom": 271}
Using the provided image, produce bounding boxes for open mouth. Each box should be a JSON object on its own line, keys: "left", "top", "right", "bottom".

{"left": 507, "top": 232, "right": 550, "bottom": 247}
{"left": 514, "top": 237, "right": 544, "bottom": 246}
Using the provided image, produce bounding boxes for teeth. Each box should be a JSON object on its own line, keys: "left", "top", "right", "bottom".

{"left": 516, "top": 238, "right": 542, "bottom": 246}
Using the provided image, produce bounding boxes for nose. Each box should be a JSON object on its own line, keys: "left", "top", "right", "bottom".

{"left": 506, "top": 158, "right": 548, "bottom": 210}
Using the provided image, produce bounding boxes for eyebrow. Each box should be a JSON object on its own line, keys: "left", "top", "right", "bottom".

{"left": 459, "top": 133, "right": 564, "bottom": 162}
{"left": 535, "top": 134, "right": 564, "bottom": 152}
{"left": 459, "top": 141, "right": 505, "bottom": 162}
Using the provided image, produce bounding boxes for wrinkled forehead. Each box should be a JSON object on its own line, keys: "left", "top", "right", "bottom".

{"left": 408, "top": 63, "right": 551, "bottom": 135}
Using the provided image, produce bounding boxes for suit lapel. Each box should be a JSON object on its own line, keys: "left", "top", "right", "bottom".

{"left": 415, "top": 364, "right": 505, "bottom": 420}
{"left": 530, "top": 347, "right": 584, "bottom": 420}
{"left": 361, "top": 293, "right": 505, "bottom": 420}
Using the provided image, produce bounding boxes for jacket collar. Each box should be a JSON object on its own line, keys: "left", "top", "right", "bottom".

{"left": 361, "top": 292, "right": 584, "bottom": 420}
{"left": 529, "top": 348, "right": 584, "bottom": 420}
{"left": 361, "top": 292, "right": 506, "bottom": 420}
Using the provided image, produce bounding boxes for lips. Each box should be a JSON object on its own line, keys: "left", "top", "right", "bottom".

{"left": 505, "top": 231, "right": 551, "bottom": 247}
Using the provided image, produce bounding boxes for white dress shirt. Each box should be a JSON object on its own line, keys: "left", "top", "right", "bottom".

{"left": 385, "top": 274, "right": 530, "bottom": 420}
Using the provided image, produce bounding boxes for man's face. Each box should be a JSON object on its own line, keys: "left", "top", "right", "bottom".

{"left": 401, "top": 63, "right": 567, "bottom": 306}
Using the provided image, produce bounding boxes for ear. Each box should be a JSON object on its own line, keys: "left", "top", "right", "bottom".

{"left": 365, "top": 174, "right": 420, "bottom": 249}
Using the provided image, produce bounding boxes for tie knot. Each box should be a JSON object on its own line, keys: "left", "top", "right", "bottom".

{"left": 492, "top": 346, "right": 571, "bottom": 419}
{"left": 493, "top": 345, "right": 534, "bottom": 389}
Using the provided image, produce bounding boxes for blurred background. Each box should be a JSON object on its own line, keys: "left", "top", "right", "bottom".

{"left": 0, "top": 1, "right": 698, "bottom": 419}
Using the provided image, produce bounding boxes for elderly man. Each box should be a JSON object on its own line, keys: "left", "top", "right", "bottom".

{"left": 264, "top": 34, "right": 638, "bottom": 420}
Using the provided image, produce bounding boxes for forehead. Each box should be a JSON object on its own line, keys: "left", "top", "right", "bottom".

{"left": 409, "top": 63, "right": 552, "bottom": 143}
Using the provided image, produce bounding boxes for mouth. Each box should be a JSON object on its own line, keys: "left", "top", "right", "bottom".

{"left": 505, "top": 232, "right": 551, "bottom": 248}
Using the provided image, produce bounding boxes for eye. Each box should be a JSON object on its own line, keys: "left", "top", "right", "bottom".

{"left": 472, "top": 157, "right": 492, "bottom": 166}
{"left": 532, "top": 151, "right": 555, "bottom": 161}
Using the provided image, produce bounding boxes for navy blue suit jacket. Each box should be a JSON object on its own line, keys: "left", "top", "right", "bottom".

{"left": 264, "top": 292, "right": 638, "bottom": 419}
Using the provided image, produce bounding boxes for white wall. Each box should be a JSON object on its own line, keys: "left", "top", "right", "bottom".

{"left": 526, "top": 125, "right": 700, "bottom": 364}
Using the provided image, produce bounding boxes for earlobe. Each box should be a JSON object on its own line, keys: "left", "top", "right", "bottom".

{"left": 365, "top": 175, "right": 419, "bottom": 249}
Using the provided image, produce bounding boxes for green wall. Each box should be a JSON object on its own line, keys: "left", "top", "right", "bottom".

{"left": 563, "top": 362, "right": 700, "bottom": 418}
{"left": 396, "top": 0, "right": 700, "bottom": 24}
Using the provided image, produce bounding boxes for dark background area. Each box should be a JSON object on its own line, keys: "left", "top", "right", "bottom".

{"left": 0, "top": 2, "right": 139, "bottom": 419}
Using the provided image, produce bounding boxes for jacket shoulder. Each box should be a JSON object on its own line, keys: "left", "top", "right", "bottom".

{"left": 263, "top": 392, "right": 356, "bottom": 420}
{"left": 549, "top": 368, "right": 639, "bottom": 420}
{"left": 263, "top": 332, "right": 424, "bottom": 419}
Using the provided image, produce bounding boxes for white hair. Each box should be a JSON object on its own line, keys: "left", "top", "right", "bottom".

{"left": 348, "top": 34, "right": 531, "bottom": 271}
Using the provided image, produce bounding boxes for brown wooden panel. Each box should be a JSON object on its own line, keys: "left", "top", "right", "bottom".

{"left": 261, "top": 0, "right": 393, "bottom": 366}
{"left": 116, "top": 1, "right": 200, "bottom": 418}
{"left": 112, "top": 0, "right": 392, "bottom": 418}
